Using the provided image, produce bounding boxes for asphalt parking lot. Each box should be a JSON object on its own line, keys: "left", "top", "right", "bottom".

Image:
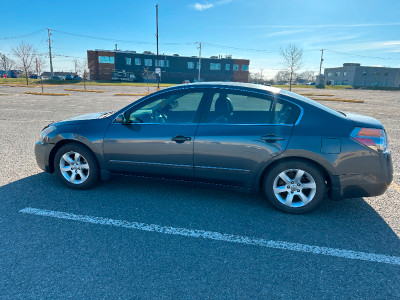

{"left": 0, "top": 84, "right": 399, "bottom": 298}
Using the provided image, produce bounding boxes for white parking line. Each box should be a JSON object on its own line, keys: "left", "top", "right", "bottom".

{"left": 20, "top": 207, "right": 400, "bottom": 266}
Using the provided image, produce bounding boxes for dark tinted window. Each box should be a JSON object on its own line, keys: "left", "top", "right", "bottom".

{"left": 129, "top": 91, "right": 203, "bottom": 124}
{"left": 206, "top": 91, "right": 300, "bottom": 124}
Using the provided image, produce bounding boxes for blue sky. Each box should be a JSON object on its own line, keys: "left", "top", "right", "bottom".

{"left": 1, "top": 0, "right": 400, "bottom": 78}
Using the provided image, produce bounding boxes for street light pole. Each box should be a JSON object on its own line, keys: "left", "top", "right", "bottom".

{"left": 198, "top": 42, "right": 202, "bottom": 82}
{"left": 155, "top": 4, "right": 160, "bottom": 90}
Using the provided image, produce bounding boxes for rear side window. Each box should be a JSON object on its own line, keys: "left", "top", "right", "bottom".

{"left": 205, "top": 91, "right": 300, "bottom": 124}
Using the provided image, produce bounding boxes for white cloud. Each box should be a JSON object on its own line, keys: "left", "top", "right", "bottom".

{"left": 193, "top": 3, "right": 214, "bottom": 11}
{"left": 264, "top": 29, "right": 309, "bottom": 37}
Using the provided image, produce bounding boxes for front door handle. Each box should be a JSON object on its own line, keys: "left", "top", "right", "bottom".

{"left": 261, "top": 135, "right": 285, "bottom": 143}
{"left": 171, "top": 135, "right": 192, "bottom": 144}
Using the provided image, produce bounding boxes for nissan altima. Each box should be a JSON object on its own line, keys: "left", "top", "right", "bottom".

{"left": 35, "top": 82, "right": 393, "bottom": 213}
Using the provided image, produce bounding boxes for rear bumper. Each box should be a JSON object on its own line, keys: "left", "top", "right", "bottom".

{"left": 34, "top": 142, "right": 54, "bottom": 173}
{"left": 330, "top": 151, "right": 393, "bottom": 200}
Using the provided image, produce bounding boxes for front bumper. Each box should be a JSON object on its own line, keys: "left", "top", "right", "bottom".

{"left": 330, "top": 151, "right": 393, "bottom": 200}
{"left": 34, "top": 142, "right": 54, "bottom": 173}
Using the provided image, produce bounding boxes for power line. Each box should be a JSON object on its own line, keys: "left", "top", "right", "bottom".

{"left": 0, "top": 29, "right": 44, "bottom": 40}
{"left": 324, "top": 49, "right": 396, "bottom": 60}
{"left": 202, "top": 42, "right": 272, "bottom": 53}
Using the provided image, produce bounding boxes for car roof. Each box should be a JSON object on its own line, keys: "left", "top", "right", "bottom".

{"left": 164, "top": 82, "right": 282, "bottom": 94}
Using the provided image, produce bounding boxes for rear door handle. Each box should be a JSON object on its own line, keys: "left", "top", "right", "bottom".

{"left": 261, "top": 135, "right": 285, "bottom": 143}
{"left": 171, "top": 135, "right": 192, "bottom": 144}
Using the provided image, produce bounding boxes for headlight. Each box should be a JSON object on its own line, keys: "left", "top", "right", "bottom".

{"left": 40, "top": 125, "right": 56, "bottom": 142}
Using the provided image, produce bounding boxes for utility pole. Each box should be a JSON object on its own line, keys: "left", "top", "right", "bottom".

{"left": 155, "top": 4, "right": 160, "bottom": 90}
{"left": 260, "top": 68, "right": 265, "bottom": 82}
{"left": 318, "top": 49, "right": 324, "bottom": 87}
{"left": 47, "top": 28, "right": 54, "bottom": 80}
{"left": 198, "top": 42, "right": 202, "bottom": 82}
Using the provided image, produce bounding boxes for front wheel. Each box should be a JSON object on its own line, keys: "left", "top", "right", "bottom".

{"left": 54, "top": 143, "right": 99, "bottom": 189}
{"left": 263, "top": 160, "right": 326, "bottom": 214}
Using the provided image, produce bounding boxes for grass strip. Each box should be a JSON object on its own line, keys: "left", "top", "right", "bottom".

{"left": 24, "top": 92, "right": 71, "bottom": 96}
{"left": 64, "top": 89, "right": 105, "bottom": 93}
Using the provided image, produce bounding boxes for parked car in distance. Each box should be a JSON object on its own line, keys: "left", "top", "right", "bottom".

{"left": 52, "top": 76, "right": 65, "bottom": 80}
{"left": 34, "top": 82, "right": 393, "bottom": 214}
{"left": 73, "top": 75, "right": 82, "bottom": 80}
{"left": 65, "top": 74, "right": 73, "bottom": 80}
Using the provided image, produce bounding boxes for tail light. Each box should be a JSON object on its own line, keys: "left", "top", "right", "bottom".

{"left": 351, "top": 127, "right": 388, "bottom": 152}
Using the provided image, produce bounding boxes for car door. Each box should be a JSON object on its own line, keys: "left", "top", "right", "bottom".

{"left": 103, "top": 89, "right": 207, "bottom": 179}
{"left": 193, "top": 88, "right": 301, "bottom": 187}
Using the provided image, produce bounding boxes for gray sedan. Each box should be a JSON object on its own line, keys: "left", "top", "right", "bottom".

{"left": 35, "top": 82, "right": 393, "bottom": 213}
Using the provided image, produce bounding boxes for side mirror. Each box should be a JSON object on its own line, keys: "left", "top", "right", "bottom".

{"left": 114, "top": 113, "right": 126, "bottom": 124}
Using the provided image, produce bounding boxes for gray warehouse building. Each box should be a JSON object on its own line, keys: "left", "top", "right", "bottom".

{"left": 324, "top": 63, "right": 400, "bottom": 88}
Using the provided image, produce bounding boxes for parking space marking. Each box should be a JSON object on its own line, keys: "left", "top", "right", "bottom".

{"left": 391, "top": 182, "right": 400, "bottom": 194}
{"left": 20, "top": 207, "right": 400, "bottom": 266}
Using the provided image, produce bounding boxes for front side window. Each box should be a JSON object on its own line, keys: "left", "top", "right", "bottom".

{"left": 135, "top": 58, "right": 141, "bottom": 65}
{"left": 156, "top": 60, "right": 165, "bottom": 67}
{"left": 99, "top": 56, "right": 114, "bottom": 64}
{"left": 327, "top": 72, "right": 332, "bottom": 76}
{"left": 205, "top": 91, "right": 300, "bottom": 124}
{"left": 144, "top": 59, "right": 152, "bottom": 66}
{"left": 126, "top": 57, "right": 131, "bottom": 65}
{"left": 166, "top": 60, "right": 170, "bottom": 67}
{"left": 128, "top": 91, "right": 204, "bottom": 124}
{"left": 225, "top": 64, "right": 230, "bottom": 71}
{"left": 187, "top": 62, "right": 194, "bottom": 69}
{"left": 233, "top": 64, "right": 239, "bottom": 71}
{"left": 242, "top": 65, "right": 249, "bottom": 71}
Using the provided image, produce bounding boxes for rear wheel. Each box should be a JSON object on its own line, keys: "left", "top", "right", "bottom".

{"left": 54, "top": 143, "right": 99, "bottom": 189}
{"left": 263, "top": 160, "right": 326, "bottom": 214}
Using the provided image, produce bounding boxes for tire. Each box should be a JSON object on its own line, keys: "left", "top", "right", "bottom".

{"left": 54, "top": 143, "right": 99, "bottom": 190}
{"left": 263, "top": 160, "right": 326, "bottom": 214}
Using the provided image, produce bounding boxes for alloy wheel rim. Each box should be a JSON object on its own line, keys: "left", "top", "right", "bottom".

{"left": 59, "top": 151, "right": 90, "bottom": 184}
{"left": 273, "top": 168, "right": 317, "bottom": 208}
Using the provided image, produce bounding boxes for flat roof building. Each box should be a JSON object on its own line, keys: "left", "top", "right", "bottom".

{"left": 87, "top": 50, "right": 250, "bottom": 83}
{"left": 324, "top": 63, "right": 400, "bottom": 88}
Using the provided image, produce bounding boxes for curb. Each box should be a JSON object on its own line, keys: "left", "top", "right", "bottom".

{"left": 300, "top": 93, "right": 335, "bottom": 97}
{"left": 310, "top": 97, "right": 364, "bottom": 103}
{"left": 24, "top": 92, "right": 71, "bottom": 96}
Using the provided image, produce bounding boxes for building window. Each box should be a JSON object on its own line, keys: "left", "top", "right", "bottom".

{"left": 384, "top": 72, "right": 388, "bottom": 76}
{"left": 135, "top": 58, "right": 141, "bottom": 65}
{"left": 156, "top": 60, "right": 165, "bottom": 67}
{"left": 343, "top": 72, "right": 347, "bottom": 76}
{"left": 342, "top": 80, "right": 348, "bottom": 85}
{"left": 233, "top": 64, "right": 239, "bottom": 71}
{"left": 335, "top": 72, "right": 340, "bottom": 76}
{"left": 242, "top": 65, "right": 249, "bottom": 71}
{"left": 210, "top": 63, "right": 221, "bottom": 70}
{"left": 370, "top": 81, "right": 378, "bottom": 86}
{"left": 125, "top": 58, "right": 131, "bottom": 65}
{"left": 144, "top": 59, "right": 152, "bottom": 66}
{"left": 187, "top": 62, "right": 195, "bottom": 69}
{"left": 327, "top": 72, "right": 332, "bottom": 76}
{"left": 196, "top": 62, "right": 201, "bottom": 69}
{"left": 225, "top": 64, "right": 230, "bottom": 71}
{"left": 362, "top": 72, "right": 367, "bottom": 76}
{"left": 166, "top": 60, "right": 169, "bottom": 68}
{"left": 334, "top": 80, "right": 339, "bottom": 85}
{"left": 98, "top": 56, "right": 114, "bottom": 64}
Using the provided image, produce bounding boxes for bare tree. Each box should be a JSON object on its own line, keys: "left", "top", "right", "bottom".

{"left": 0, "top": 53, "right": 15, "bottom": 83}
{"left": 274, "top": 70, "right": 291, "bottom": 85}
{"left": 12, "top": 42, "right": 36, "bottom": 85}
{"left": 73, "top": 58, "right": 80, "bottom": 76}
{"left": 35, "top": 55, "right": 47, "bottom": 93}
{"left": 142, "top": 67, "right": 152, "bottom": 94}
{"left": 298, "top": 70, "right": 316, "bottom": 84}
{"left": 79, "top": 58, "right": 90, "bottom": 90}
{"left": 280, "top": 44, "right": 303, "bottom": 91}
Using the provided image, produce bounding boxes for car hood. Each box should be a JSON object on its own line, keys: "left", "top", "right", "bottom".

{"left": 52, "top": 111, "right": 114, "bottom": 125}
{"left": 343, "top": 111, "right": 383, "bottom": 129}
